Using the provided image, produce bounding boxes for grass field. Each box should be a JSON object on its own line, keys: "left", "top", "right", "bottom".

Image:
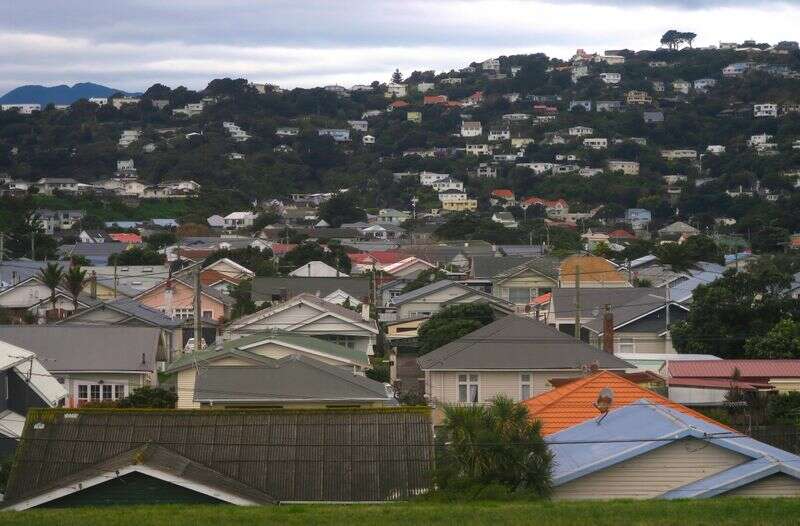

{"left": 4, "top": 499, "right": 800, "bottom": 525}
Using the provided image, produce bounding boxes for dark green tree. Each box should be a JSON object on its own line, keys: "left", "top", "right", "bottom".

{"left": 418, "top": 303, "right": 496, "bottom": 354}
{"left": 435, "top": 396, "right": 552, "bottom": 497}
{"left": 318, "top": 193, "right": 367, "bottom": 227}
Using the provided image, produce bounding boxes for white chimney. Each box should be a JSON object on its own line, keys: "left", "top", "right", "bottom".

{"left": 361, "top": 303, "right": 371, "bottom": 321}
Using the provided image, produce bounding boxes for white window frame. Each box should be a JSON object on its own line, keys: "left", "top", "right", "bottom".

{"left": 457, "top": 373, "right": 480, "bottom": 404}
{"left": 617, "top": 337, "right": 635, "bottom": 353}
{"left": 76, "top": 382, "right": 128, "bottom": 405}
{"left": 520, "top": 373, "right": 532, "bottom": 401}
{"left": 174, "top": 307, "right": 194, "bottom": 320}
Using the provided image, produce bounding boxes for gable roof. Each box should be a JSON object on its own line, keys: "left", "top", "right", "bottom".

{"left": 0, "top": 340, "right": 66, "bottom": 406}
{"left": 0, "top": 325, "right": 162, "bottom": 373}
{"left": 582, "top": 294, "right": 689, "bottom": 334}
{"left": 4, "top": 407, "right": 432, "bottom": 505}
{"left": 251, "top": 277, "right": 371, "bottom": 303}
{"left": 57, "top": 297, "right": 183, "bottom": 329}
{"left": 546, "top": 399, "right": 800, "bottom": 497}
{"left": 167, "top": 329, "right": 370, "bottom": 372}
{"left": 229, "top": 293, "right": 377, "bottom": 333}
{"left": 390, "top": 279, "right": 514, "bottom": 310}
{"left": 471, "top": 255, "right": 557, "bottom": 280}
{"left": 417, "top": 315, "right": 631, "bottom": 371}
{"left": 194, "top": 356, "right": 394, "bottom": 403}
{"left": 135, "top": 277, "right": 234, "bottom": 306}
{"left": 523, "top": 370, "right": 723, "bottom": 436}
{"left": 560, "top": 255, "right": 629, "bottom": 285}
{"left": 667, "top": 360, "right": 800, "bottom": 379}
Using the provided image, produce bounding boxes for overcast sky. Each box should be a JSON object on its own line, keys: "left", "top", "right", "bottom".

{"left": 3, "top": 0, "right": 799, "bottom": 94}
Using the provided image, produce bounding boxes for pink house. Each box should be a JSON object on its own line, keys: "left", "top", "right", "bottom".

{"left": 135, "top": 278, "right": 232, "bottom": 323}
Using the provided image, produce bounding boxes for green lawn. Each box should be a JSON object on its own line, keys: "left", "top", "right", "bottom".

{"left": 4, "top": 499, "right": 800, "bottom": 525}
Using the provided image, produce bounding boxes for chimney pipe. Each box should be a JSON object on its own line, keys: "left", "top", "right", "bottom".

{"left": 90, "top": 271, "right": 97, "bottom": 299}
{"left": 602, "top": 304, "right": 614, "bottom": 354}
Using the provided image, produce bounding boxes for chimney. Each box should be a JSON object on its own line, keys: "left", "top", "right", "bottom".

{"left": 361, "top": 303, "right": 371, "bottom": 321}
{"left": 90, "top": 271, "right": 97, "bottom": 299}
{"left": 602, "top": 304, "right": 614, "bottom": 354}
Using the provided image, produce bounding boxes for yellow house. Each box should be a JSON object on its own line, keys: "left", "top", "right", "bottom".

{"left": 442, "top": 199, "right": 478, "bottom": 212}
{"left": 407, "top": 111, "right": 422, "bottom": 123}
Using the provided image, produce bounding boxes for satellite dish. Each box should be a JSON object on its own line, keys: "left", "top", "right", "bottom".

{"left": 594, "top": 387, "right": 614, "bottom": 423}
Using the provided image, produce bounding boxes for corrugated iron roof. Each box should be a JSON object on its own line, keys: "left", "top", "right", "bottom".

{"left": 668, "top": 359, "right": 800, "bottom": 379}
{"left": 524, "top": 370, "right": 721, "bottom": 436}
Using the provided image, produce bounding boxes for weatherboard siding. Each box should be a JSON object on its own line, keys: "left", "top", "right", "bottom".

{"left": 427, "top": 370, "right": 580, "bottom": 405}
{"left": 724, "top": 474, "right": 800, "bottom": 497}
{"left": 553, "top": 438, "right": 747, "bottom": 500}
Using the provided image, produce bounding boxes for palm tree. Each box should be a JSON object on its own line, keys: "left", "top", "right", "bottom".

{"left": 435, "top": 396, "right": 552, "bottom": 496}
{"left": 38, "top": 262, "right": 65, "bottom": 312}
{"left": 62, "top": 265, "right": 87, "bottom": 312}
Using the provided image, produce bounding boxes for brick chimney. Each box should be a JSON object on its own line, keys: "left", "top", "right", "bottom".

{"left": 602, "top": 304, "right": 614, "bottom": 354}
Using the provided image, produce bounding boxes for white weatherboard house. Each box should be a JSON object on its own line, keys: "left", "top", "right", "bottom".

{"left": 227, "top": 293, "right": 378, "bottom": 356}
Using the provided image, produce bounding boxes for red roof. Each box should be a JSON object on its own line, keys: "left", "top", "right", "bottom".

{"left": 491, "top": 189, "right": 514, "bottom": 199}
{"left": 523, "top": 370, "right": 725, "bottom": 436}
{"left": 668, "top": 360, "right": 800, "bottom": 379}
{"left": 523, "top": 196, "right": 567, "bottom": 208}
{"left": 390, "top": 100, "right": 409, "bottom": 108}
{"left": 109, "top": 233, "right": 142, "bottom": 244}
{"left": 608, "top": 229, "right": 635, "bottom": 239}
{"left": 269, "top": 243, "right": 297, "bottom": 256}
{"left": 530, "top": 292, "right": 551, "bottom": 306}
{"left": 667, "top": 377, "right": 774, "bottom": 391}
{"left": 200, "top": 269, "right": 241, "bottom": 286}
{"left": 423, "top": 95, "right": 448, "bottom": 105}
{"left": 468, "top": 91, "right": 483, "bottom": 102}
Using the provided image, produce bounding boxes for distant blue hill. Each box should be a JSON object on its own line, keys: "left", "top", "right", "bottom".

{"left": 0, "top": 82, "right": 141, "bottom": 106}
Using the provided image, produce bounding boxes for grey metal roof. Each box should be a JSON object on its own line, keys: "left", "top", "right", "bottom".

{"left": 194, "top": 355, "right": 395, "bottom": 403}
{"left": 58, "top": 242, "right": 128, "bottom": 257}
{"left": 472, "top": 255, "right": 560, "bottom": 280}
{"left": 58, "top": 297, "right": 183, "bottom": 329}
{"left": 550, "top": 287, "right": 665, "bottom": 319}
{"left": 417, "top": 314, "right": 631, "bottom": 371}
{"left": 5, "top": 407, "right": 433, "bottom": 503}
{"left": 498, "top": 245, "right": 546, "bottom": 257}
{"left": 0, "top": 325, "right": 162, "bottom": 373}
{"left": 251, "top": 277, "right": 371, "bottom": 303}
{"left": 390, "top": 279, "right": 513, "bottom": 308}
{"left": 0, "top": 260, "right": 48, "bottom": 289}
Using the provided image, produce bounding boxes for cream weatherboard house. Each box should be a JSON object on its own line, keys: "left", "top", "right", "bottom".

{"left": 165, "top": 330, "right": 389, "bottom": 409}
{"left": 226, "top": 293, "right": 378, "bottom": 356}
{"left": 389, "top": 279, "right": 516, "bottom": 320}
{"left": 417, "top": 315, "right": 630, "bottom": 423}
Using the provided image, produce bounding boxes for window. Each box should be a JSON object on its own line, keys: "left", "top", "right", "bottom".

{"left": 174, "top": 308, "right": 194, "bottom": 320}
{"left": 520, "top": 373, "right": 532, "bottom": 401}
{"left": 77, "top": 383, "right": 126, "bottom": 405}
{"left": 202, "top": 310, "right": 213, "bottom": 319}
{"left": 617, "top": 337, "right": 635, "bottom": 353}
{"left": 508, "top": 287, "right": 532, "bottom": 304}
{"left": 458, "top": 373, "right": 479, "bottom": 404}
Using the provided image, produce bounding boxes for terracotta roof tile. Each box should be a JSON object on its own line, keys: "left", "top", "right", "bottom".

{"left": 523, "top": 370, "right": 725, "bottom": 436}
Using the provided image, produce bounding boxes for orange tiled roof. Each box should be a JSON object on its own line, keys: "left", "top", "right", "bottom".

{"left": 560, "top": 255, "right": 627, "bottom": 284}
{"left": 109, "top": 233, "right": 142, "bottom": 244}
{"left": 491, "top": 189, "right": 514, "bottom": 199}
{"left": 523, "top": 370, "right": 726, "bottom": 436}
{"left": 200, "top": 269, "right": 241, "bottom": 286}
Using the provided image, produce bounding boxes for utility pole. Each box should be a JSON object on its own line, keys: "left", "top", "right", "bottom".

{"left": 30, "top": 232, "right": 35, "bottom": 260}
{"left": 194, "top": 267, "right": 202, "bottom": 351}
{"left": 574, "top": 264, "right": 581, "bottom": 340}
{"left": 0, "top": 231, "right": 4, "bottom": 263}
{"left": 113, "top": 259, "right": 118, "bottom": 299}
{"left": 665, "top": 280, "right": 671, "bottom": 332}
{"left": 626, "top": 258, "right": 632, "bottom": 285}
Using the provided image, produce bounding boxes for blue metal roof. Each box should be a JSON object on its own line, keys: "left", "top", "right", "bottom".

{"left": 546, "top": 399, "right": 800, "bottom": 498}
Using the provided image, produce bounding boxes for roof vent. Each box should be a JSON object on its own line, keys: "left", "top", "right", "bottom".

{"left": 594, "top": 387, "right": 614, "bottom": 424}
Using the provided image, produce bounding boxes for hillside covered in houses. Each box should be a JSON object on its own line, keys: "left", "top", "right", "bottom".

{"left": 6, "top": 32, "right": 800, "bottom": 512}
